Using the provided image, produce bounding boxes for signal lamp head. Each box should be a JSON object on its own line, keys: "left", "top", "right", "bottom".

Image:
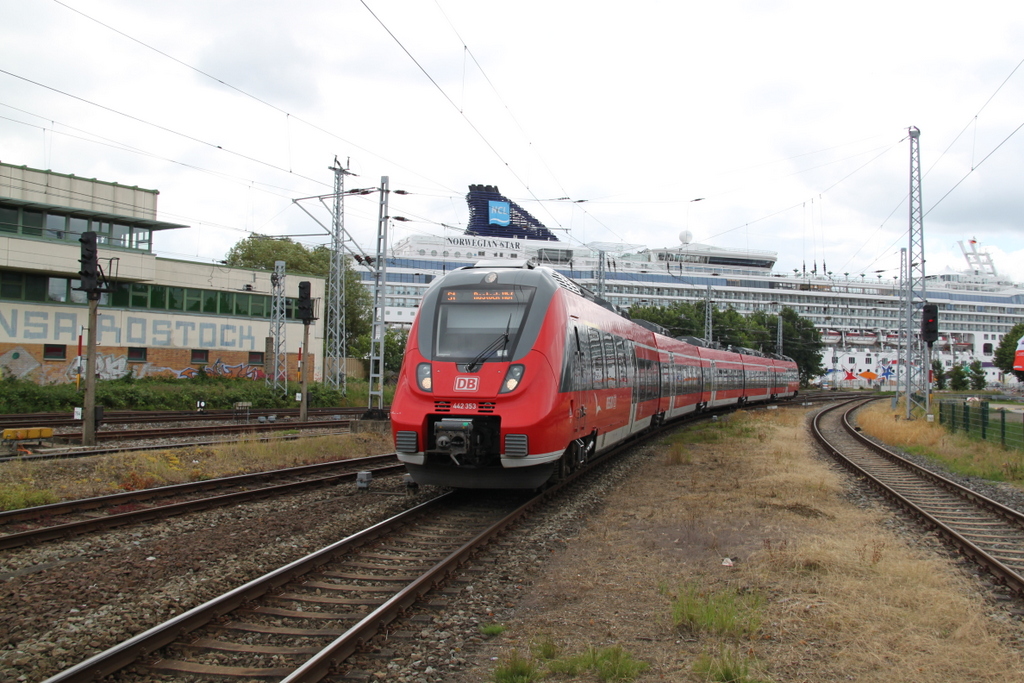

{"left": 416, "top": 363, "right": 433, "bottom": 392}
{"left": 499, "top": 364, "right": 525, "bottom": 393}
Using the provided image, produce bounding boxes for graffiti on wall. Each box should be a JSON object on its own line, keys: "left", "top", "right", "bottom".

{"left": 0, "top": 347, "right": 268, "bottom": 384}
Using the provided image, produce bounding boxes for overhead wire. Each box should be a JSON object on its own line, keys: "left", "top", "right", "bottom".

{"left": 0, "top": 68, "right": 327, "bottom": 187}
{"left": 48, "top": 0, "right": 460, "bottom": 196}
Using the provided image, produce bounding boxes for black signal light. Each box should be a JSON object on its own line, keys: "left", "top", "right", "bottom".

{"left": 921, "top": 303, "right": 939, "bottom": 344}
{"left": 297, "top": 280, "right": 314, "bottom": 322}
{"left": 78, "top": 231, "right": 98, "bottom": 292}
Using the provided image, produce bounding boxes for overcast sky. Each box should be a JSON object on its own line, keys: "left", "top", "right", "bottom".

{"left": 3, "top": 0, "right": 1024, "bottom": 285}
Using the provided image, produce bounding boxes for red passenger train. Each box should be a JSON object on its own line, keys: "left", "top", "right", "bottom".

{"left": 391, "top": 262, "right": 798, "bottom": 489}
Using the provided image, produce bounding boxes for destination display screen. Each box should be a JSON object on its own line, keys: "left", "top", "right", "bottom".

{"left": 443, "top": 289, "right": 521, "bottom": 303}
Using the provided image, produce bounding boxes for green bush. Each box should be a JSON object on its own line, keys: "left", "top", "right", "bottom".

{"left": 0, "top": 373, "right": 388, "bottom": 413}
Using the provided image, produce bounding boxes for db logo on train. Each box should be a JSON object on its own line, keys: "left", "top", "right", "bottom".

{"left": 454, "top": 376, "right": 480, "bottom": 391}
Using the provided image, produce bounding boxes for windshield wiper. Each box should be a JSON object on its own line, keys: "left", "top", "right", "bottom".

{"left": 466, "top": 332, "right": 508, "bottom": 372}
{"left": 466, "top": 314, "right": 513, "bottom": 372}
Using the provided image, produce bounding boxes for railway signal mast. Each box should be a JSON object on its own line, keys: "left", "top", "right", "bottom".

{"left": 297, "top": 281, "right": 316, "bottom": 421}
{"left": 76, "top": 231, "right": 108, "bottom": 446}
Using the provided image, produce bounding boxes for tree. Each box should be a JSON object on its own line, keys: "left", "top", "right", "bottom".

{"left": 993, "top": 321, "right": 1024, "bottom": 383}
{"left": 948, "top": 364, "right": 969, "bottom": 391}
{"left": 223, "top": 234, "right": 372, "bottom": 352}
{"left": 350, "top": 327, "right": 409, "bottom": 379}
{"left": 968, "top": 359, "right": 987, "bottom": 391}
{"left": 225, "top": 234, "right": 331, "bottom": 276}
{"left": 627, "top": 302, "right": 823, "bottom": 387}
{"left": 931, "top": 358, "right": 947, "bottom": 390}
{"left": 778, "top": 307, "right": 825, "bottom": 387}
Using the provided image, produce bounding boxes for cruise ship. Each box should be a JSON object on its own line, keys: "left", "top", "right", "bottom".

{"left": 368, "top": 185, "right": 1024, "bottom": 387}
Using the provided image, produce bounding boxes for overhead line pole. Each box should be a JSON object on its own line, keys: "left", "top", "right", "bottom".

{"left": 367, "top": 177, "right": 389, "bottom": 414}
{"left": 326, "top": 157, "right": 353, "bottom": 394}
{"left": 903, "top": 126, "right": 927, "bottom": 419}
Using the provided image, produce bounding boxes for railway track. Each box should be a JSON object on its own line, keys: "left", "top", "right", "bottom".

{"left": 0, "top": 427, "right": 356, "bottom": 463}
{"left": 26, "top": 395, "right": 872, "bottom": 681}
{"left": 813, "top": 399, "right": 1024, "bottom": 594}
{"left": 0, "top": 407, "right": 378, "bottom": 430}
{"left": 40, "top": 400, "right": 667, "bottom": 682}
{"left": 42, "top": 489, "right": 542, "bottom": 683}
{"left": 0, "top": 454, "right": 404, "bottom": 551}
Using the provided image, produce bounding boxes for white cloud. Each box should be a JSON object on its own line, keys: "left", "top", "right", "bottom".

{"left": 2, "top": 0, "right": 1024, "bottom": 281}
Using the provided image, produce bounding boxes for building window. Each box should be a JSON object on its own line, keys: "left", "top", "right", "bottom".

{"left": 191, "top": 349, "right": 209, "bottom": 365}
{"left": 127, "top": 347, "right": 148, "bottom": 362}
{"left": 248, "top": 352, "right": 264, "bottom": 366}
{"left": 43, "top": 344, "right": 67, "bottom": 360}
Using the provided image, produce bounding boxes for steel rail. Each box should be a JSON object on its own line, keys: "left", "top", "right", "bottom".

{"left": 0, "top": 457, "right": 403, "bottom": 551}
{"left": 0, "top": 428, "right": 356, "bottom": 464}
{"left": 0, "top": 407, "right": 383, "bottom": 430}
{"left": 42, "top": 397, "right": 834, "bottom": 682}
{"left": 282, "top": 484, "right": 559, "bottom": 682}
{"left": 56, "top": 418, "right": 354, "bottom": 442}
{"left": 811, "top": 399, "right": 1024, "bottom": 594}
{"left": 40, "top": 492, "right": 459, "bottom": 683}
{"left": 0, "top": 454, "right": 397, "bottom": 525}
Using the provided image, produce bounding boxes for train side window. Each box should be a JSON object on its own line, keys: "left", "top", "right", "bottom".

{"left": 560, "top": 324, "right": 577, "bottom": 392}
{"left": 603, "top": 333, "right": 617, "bottom": 388}
{"left": 616, "top": 337, "right": 628, "bottom": 385}
{"left": 589, "top": 328, "right": 604, "bottom": 389}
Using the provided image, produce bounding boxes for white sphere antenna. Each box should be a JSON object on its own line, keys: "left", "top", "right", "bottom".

{"left": 679, "top": 230, "right": 693, "bottom": 245}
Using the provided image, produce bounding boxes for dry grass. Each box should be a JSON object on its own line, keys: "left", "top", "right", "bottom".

{"left": 0, "top": 432, "right": 394, "bottom": 507}
{"left": 855, "top": 399, "right": 1024, "bottom": 482}
{"left": 464, "top": 407, "right": 1024, "bottom": 682}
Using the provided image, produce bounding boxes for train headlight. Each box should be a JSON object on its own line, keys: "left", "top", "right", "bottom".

{"left": 499, "top": 364, "right": 525, "bottom": 393}
{"left": 416, "top": 363, "right": 433, "bottom": 392}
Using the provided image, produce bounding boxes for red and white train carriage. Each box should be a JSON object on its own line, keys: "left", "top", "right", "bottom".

{"left": 391, "top": 262, "right": 798, "bottom": 489}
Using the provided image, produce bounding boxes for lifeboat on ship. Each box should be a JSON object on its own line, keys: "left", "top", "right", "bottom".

{"left": 846, "top": 331, "right": 878, "bottom": 345}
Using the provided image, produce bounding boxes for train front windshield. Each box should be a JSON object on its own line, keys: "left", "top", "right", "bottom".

{"left": 433, "top": 286, "right": 536, "bottom": 363}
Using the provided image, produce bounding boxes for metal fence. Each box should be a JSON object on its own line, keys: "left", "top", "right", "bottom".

{"left": 937, "top": 400, "right": 1024, "bottom": 452}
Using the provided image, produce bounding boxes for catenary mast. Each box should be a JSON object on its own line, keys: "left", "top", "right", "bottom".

{"left": 902, "top": 126, "right": 928, "bottom": 418}
{"left": 325, "top": 158, "right": 353, "bottom": 393}
{"left": 268, "top": 261, "right": 287, "bottom": 394}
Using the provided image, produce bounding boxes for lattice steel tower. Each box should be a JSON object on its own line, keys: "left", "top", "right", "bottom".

{"left": 367, "top": 177, "right": 390, "bottom": 412}
{"left": 704, "top": 284, "right": 713, "bottom": 343}
{"left": 268, "top": 260, "right": 287, "bottom": 394}
{"left": 325, "top": 158, "right": 353, "bottom": 393}
{"left": 902, "top": 126, "right": 929, "bottom": 417}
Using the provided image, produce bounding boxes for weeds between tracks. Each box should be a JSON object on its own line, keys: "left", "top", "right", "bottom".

{"left": 474, "top": 408, "right": 1024, "bottom": 682}
{"left": 0, "top": 432, "right": 393, "bottom": 510}
{"left": 856, "top": 399, "right": 1024, "bottom": 483}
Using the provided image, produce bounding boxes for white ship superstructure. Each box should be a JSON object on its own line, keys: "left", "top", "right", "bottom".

{"left": 367, "top": 186, "right": 1024, "bottom": 387}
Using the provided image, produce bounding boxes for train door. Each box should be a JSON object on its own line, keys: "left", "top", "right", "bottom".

{"left": 629, "top": 340, "right": 639, "bottom": 431}
{"left": 708, "top": 359, "right": 717, "bottom": 406}
{"left": 570, "top": 325, "right": 587, "bottom": 437}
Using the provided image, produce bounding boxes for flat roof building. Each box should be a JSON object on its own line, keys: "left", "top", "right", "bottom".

{"left": 0, "top": 162, "right": 324, "bottom": 384}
